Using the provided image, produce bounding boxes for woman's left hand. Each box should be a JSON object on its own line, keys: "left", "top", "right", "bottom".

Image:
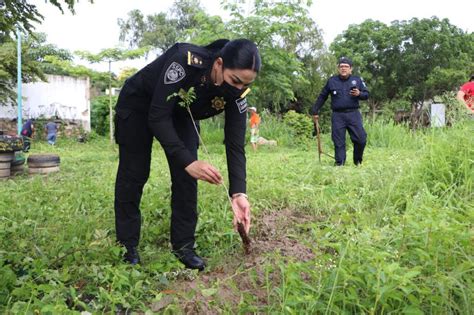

{"left": 231, "top": 195, "right": 251, "bottom": 234}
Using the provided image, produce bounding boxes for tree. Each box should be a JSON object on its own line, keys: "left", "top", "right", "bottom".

{"left": 75, "top": 47, "right": 150, "bottom": 142}
{"left": 0, "top": 32, "right": 100, "bottom": 105}
{"left": 42, "top": 55, "right": 112, "bottom": 91}
{"left": 395, "top": 18, "right": 473, "bottom": 105}
{"left": 0, "top": 0, "right": 92, "bottom": 106}
{"left": 330, "top": 19, "right": 401, "bottom": 117}
{"left": 25, "top": 33, "right": 73, "bottom": 74}
{"left": 216, "top": 0, "right": 332, "bottom": 112}
{"left": 0, "top": 33, "right": 49, "bottom": 104}
{"left": 331, "top": 17, "right": 474, "bottom": 117}
{"left": 117, "top": 67, "right": 138, "bottom": 87}
{"left": 118, "top": 0, "right": 206, "bottom": 55}
{"left": 0, "top": 0, "right": 93, "bottom": 35}
{"left": 117, "top": 0, "right": 331, "bottom": 113}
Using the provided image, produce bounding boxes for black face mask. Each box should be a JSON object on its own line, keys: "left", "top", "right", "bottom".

{"left": 209, "top": 66, "right": 247, "bottom": 99}
{"left": 220, "top": 80, "right": 246, "bottom": 99}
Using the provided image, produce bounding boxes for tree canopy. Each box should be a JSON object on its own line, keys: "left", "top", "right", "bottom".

{"left": 118, "top": 0, "right": 206, "bottom": 55}
{"left": 0, "top": 33, "right": 58, "bottom": 103}
{"left": 331, "top": 17, "right": 474, "bottom": 111}
{"left": 0, "top": 0, "right": 95, "bottom": 105}
{"left": 118, "top": 0, "right": 332, "bottom": 113}
{"left": 2, "top": 0, "right": 472, "bottom": 117}
{"left": 75, "top": 47, "right": 150, "bottom": 65}
{"left": 0, "top": 0, "right": 92, "bottom": 35}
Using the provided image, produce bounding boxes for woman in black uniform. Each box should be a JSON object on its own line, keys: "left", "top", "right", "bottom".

{"left": 114, "top": 39, "right": 261, "bottom": 270}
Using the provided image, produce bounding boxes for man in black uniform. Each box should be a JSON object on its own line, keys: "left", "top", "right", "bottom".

{"left": 311, "top": 57, "right": 369, "bottom": 166}
{"left": 114, "top": 39, "right": 260, "bottom": 270}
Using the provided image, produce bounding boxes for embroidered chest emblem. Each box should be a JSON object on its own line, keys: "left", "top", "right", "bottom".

{"left": 211, "top": 97, "right": 226, "bottom": 110}
{"left": 164, "top": 62, "right": 186, "bottom": 84}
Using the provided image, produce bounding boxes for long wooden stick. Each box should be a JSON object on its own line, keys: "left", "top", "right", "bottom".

{"left": 315, "top": 118, "right": 322, "bottom": 162}
{"left": 314, "top": 118, "right": 334, "bottom": 160}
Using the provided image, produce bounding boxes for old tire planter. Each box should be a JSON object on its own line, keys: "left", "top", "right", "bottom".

{"left": 11, "top": 156, "right": 25, "bottom": 166}
{"left": 0, "top": 152, "right": 14, "bottom": 162}
{"left": 27, "top": 154, "right": 60, "bottom": 175}
{"left": 0, "top": 151, "right": 16, "bottom": 178}
{"left": 0, "top": 169, "right": 10, "bottom": 179}
{"left": 11, "top": 164, "right": 25, "bottom": 175}
{"left": 11, "top": 156, "right": 26, "bottom": 176}
{"left": 0, "top": 161, "right": 10, "bottom": 179}
{"left": 0, "top": 157, "right": 11, "bottom": 179}
{"left": 0, "top": 135, "right": 23, "bottom": 153}
{"left": 28, "top": 166, "right": 60, "bottom": 174}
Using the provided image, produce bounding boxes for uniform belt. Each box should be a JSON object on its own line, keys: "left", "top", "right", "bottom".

{"left": 333, "top": 108, "right": 358, "bottom": 113}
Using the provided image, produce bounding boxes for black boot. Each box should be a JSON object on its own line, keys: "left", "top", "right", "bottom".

{"left": 173, "top": 248, "right": 206, "bottom": 271}
{"left": 123, "top": 246, "right": 140, "bottom": 265}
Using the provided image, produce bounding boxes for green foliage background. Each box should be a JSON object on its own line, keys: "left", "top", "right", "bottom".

{"left": 331, "top": 17, "right": 474, "bottom": 111}
{"left": 90, "top": 95, "right": 118, "bottom": 136}
{"left": 0, "top": 1, "right": 472, "bottom": 312}
{"left": 117, "top": 0, "right": 334, "bottom": 113}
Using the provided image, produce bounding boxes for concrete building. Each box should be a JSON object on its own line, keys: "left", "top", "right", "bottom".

{"left": 0, "top": 74, "right": 91, "bottom": 135}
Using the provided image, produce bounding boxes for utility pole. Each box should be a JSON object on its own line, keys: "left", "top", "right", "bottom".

{"left": 108, "top": 60, "right": 113, "bottom": 143}
{"left": 17, "top": 26, "right": 22, "bottom": 135}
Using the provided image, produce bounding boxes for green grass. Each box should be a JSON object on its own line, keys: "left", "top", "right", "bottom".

{"left": 0, "top": 119, "right": 472, "bottom": 314}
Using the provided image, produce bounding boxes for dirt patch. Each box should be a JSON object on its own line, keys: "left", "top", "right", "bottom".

{"left": 152, "top": 208, "right": 322, "bottom": 314}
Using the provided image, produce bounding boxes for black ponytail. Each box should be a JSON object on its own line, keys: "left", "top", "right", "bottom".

{"left": 204, "top": 39, "right": 229, "bottom": 53}
{"left": 219, "top": 39, "right": 261, "bottom": 73}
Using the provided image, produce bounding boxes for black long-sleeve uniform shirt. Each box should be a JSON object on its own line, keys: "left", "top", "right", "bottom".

{"left": 115, "top": 43, "right": 249, "bottom": 195}
{"left": 311, "top": 75, "right": 369, "bottom": 115}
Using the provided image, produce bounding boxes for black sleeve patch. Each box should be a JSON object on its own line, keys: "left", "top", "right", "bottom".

{"left": 235, "top": 97, "right": 248, "bottom": 113}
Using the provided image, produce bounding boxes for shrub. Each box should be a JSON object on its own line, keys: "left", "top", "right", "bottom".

{"left": 91, "top": 95, "right": 118, "bottom": 136}
{"left": 434, "top": 91, "right": 470, "bottom": 126}
{"left": 283, "top": 110, "right": 314, "bottom": 145}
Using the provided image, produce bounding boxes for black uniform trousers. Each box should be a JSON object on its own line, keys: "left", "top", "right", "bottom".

{"left": 331, "top": 110, "right": 367, "bottom": 165}
{"left": 114, "top": 109, "right": 199, "bottom": 251}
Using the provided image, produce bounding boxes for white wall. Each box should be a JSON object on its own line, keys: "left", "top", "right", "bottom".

{"left": 0, "top": 75, "right": 91, "bottom": 131}
{"left": 431, "top": 103, "right": 446, "bottom": 127}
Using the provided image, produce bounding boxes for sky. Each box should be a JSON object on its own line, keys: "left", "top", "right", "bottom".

{"left": 31, "top": 0, "right": 473, "bottom": 73}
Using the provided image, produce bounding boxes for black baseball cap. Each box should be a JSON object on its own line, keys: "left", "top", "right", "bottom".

{"left": 338, "top": 57, "right": 352, "bottom": 67}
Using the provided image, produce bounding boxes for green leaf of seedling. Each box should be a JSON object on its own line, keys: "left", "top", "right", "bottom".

{"left": 166, "top": 87, "right": 196, "bottom": 108}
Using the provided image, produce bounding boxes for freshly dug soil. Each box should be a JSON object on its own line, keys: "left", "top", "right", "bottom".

{"left": 153, "top": 208, "right": 322, "bottom": 314}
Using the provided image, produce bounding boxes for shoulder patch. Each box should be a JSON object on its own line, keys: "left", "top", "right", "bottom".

{"left": 164, "top": 62, "right": 186, "bottom": 84}
{"left": 187, "top": 51, "right": 205, "bottom": 68}
{"left": 236, "top": 97, "right": 248, "bottom": 114}
{"left": 240, "top": 88, "right": 251, "bottom": 98}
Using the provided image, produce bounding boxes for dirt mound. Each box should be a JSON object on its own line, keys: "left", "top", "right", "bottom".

{"left": 152, "top": 208, "right": 321, "bottom": 314}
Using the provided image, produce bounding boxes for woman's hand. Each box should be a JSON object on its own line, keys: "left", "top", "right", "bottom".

{"left": 231, "top": 194, "right": 251, "bottom": 234}
{"left": 185, "top": 160, "right": 223, "bottom": 184}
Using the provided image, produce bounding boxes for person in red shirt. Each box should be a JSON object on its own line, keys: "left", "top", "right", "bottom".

{"left": 457, "top": 75, "right": 474, "bottom": 113}
{"left": 248, "top": 107, "right": 260, "bottom": 151}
